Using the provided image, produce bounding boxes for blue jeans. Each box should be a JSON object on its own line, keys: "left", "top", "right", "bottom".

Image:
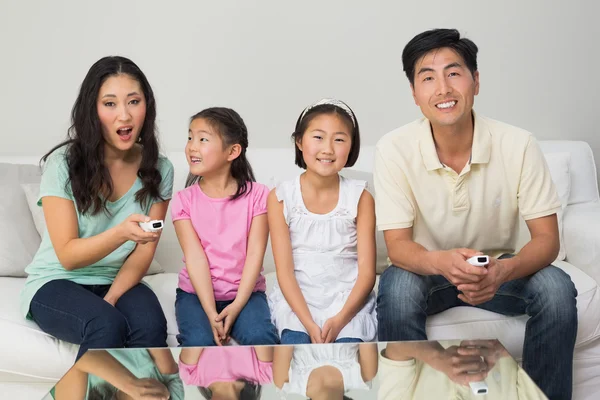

{"left": 29, "top": 280, "right": 168, "bottom": 360}
{"left": 376, "top": 254, "right": 578, "bottom": 400}
{"left": 175, "top": 289, "right": 279, "bottom": 346}
{"left": 281, "top": 329, "right": 363, "bottom": 344}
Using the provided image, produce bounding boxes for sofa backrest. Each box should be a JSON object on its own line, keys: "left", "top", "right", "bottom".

{"left": 0, "top": 139, "right": 598, "bottom": 277}
{"left": 538, "top": 141, "right": 599, "bottom": 205}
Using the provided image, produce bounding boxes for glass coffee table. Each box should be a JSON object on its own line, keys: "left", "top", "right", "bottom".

{"left": 42, "top": 339, "right": 547, "bottom": 399}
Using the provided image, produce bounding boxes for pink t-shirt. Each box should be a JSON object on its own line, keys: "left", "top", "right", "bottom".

{"left": 179, "top": 347, "right": 273, "bottom": 387}
{"left": 170, "top": 182, "right": 268, "bottom": 301}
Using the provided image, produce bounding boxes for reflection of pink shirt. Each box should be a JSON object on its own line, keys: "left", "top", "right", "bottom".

{"left": 179, "top": 347, "right": 273, "bottom": 386}
{"left": 170, "top": 182, "right": 269, "bottom": 301}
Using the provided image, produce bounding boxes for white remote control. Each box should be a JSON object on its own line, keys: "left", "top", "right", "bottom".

{"left": 467, "top": 255, "right": 489, "bottom": 267}
{"left": 138, "top": 220, "right": 164, "bottom": 232}
{"left": 469, "top": 380, "right": 489, "bottom": 395}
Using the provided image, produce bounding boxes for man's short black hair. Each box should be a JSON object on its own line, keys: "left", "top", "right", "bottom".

{"left": 402, "top": 28, "right": 478, "bottom": 85}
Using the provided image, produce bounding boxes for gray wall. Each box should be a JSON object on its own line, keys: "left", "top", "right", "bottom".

{"left": 1, "top": 0, "right": 598, "bottom": 187}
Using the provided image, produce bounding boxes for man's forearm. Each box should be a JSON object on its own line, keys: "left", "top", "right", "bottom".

{"left": 502, "top": 233, "right": 559, "bottom": 281}
{"left": 384, "top": 341, "right": 445, "bottom": 363}
{"left": 388, "top": 239, "right": 440, "bottom": 276}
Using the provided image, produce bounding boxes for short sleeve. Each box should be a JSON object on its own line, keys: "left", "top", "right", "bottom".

{"left": 177, "top": 359, "right": 199, "bottom": 386}
{"left": 274, "top": 180, "right": 291, "bottom": 224}
{"left": 256, "top": 359, "right": 274, "bottom": 384}
{"left": 373, "top": 146, "right": 415, "bottom": 231}
{"left": 252, "top": 183, "right": 269, "bottom": 216}
{"left": 37, "top": 148, "right": 74, "bottom": 206}
{"left": 343, "top": 177, "right": 367, "bottom": 217}
{"left": 156, "top": 156, "right": 175, "bottom": 203}
{"left": 161, "top": 373, "right": 185, "bottom": 400}
{"left": 170, "top": 190, "right": 191, "bottom": 221}
{"left": 377, "top": 353, "right": 416, "bottom": 399}
{"left": 517, "top": 136, "right": 562, "bottom": 220}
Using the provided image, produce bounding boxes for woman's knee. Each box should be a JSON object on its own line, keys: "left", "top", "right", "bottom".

{"left": 86, "top": 308, "right": 129, "bottom": 345}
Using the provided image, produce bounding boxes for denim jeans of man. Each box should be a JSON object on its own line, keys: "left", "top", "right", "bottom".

{"left": 30, "top": 280, "right": 168, "bottom": 360}
{"left": 175, "top": 289, "right": 280, "bottom": 346}
{"left": 376, "top": 254, "right": 578, "bottom": 400}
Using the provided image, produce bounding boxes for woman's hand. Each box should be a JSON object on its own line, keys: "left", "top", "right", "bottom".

{"left": 118, "top": 214, "right": 160, "bottom": 244}
{"left": 125, "top": 377, "right": 170, "bottom": 400}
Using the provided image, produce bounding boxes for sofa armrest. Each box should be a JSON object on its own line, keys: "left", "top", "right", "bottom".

{"left": 563, "top": 201, "right": 600, "bottom": 284}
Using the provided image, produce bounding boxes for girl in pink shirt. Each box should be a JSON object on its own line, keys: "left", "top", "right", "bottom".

{"left": 179, "top": 346, "right": 273, "bottom": 399}
{"left": 171, "top": 107, "right": 279, "bottom": 346}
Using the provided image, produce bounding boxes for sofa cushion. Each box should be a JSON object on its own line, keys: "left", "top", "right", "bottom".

{"left": 0, "top": 163, "right": 43, "bottom": 277}
{"left": 544, "top": 152, "right": 571, "bottom": 260}
{"left": 0, "top": 274, "right": 181, "bottom": 380}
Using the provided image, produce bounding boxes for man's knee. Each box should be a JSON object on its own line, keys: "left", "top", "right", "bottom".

{"left": 531, "top": 266, "right": 578, "bottom": 322}
{"left": 377, "top": 266, "right": 428, "bottom": 313}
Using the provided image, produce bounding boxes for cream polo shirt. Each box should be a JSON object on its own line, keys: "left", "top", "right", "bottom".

{"left": 373, "top": 112, "right": 561, "bottom": 258}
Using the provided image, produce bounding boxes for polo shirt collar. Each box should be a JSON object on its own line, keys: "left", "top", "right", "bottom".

{"left": 418, "top": 110, "right": 491, "bottom": 171}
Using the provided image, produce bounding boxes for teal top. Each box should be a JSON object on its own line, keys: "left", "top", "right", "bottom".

{"left": 20, "top": 146, "right": 174, "bottom": 318}
{"left": 49, "top": 348, "right": 184, "bottom": 400}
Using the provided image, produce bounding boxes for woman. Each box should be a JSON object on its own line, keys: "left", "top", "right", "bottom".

{"left": 19, "top": 55, "right": 174, "bottom": 360}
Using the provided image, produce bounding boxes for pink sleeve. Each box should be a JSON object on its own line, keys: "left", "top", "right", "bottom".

{"left": 256, "top": 360, "right": 274, "bottom": 384}
{"left": 252, "top": 183, "right": 269, "bottom": 216}
{"left": 171, "top": 190, "right": 191, "bottom": 221}
{"left": 178, "top": 359, "right": 199, "bottom": 386}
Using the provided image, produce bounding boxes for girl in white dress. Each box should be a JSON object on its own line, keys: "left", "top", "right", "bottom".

{"left": 267, "top": 98, "right": 378, "bottom": 344}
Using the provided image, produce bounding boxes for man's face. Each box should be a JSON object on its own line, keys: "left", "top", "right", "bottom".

{"left": 410, "top": 47, "right": 479, "bottom": 128}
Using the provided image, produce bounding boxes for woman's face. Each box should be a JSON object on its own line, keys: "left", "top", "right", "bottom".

{"left": 96, "top": 74, "right": 147, "bottom": 155}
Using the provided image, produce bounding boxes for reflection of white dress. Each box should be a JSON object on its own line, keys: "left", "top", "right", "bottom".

{"left": 281, "top": 343, "right": 372, "bottom": 397}
{"left": 268, "top": 174, "right": 377, "bottom": 342}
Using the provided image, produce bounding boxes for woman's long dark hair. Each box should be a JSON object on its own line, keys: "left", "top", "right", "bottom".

{"left": 185, "top": 107, "right": 255, "bottom": 200}
{"left": 41, "top": 56, "right": 164, "bottom": 215}
{"left": 198, "top": 379, "right": 262, "bottom": 399}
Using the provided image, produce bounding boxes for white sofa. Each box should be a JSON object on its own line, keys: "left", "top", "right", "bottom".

{"left": 1, "top": 141, "right": 599, "bottom": 399}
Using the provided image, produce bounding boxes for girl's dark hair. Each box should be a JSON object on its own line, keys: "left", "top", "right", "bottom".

{"left": 40, "top": 55, "right": 164, "bottom": 215}
{"left": 198, "top": 379, "right": 262, "bottom": 399}
{"left": 402, "top": 28, "right": 479, "bottom": 86}
{"left": 185, "top": 107, "right": 255, "bottom": 200}
{"left": 87, "top": 382, "right": 118, "bottom": 400}
{"left": 291, "top": 103, "right": 360, "bottom": 169}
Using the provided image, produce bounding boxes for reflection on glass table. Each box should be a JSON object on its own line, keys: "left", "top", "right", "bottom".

{"left": 43, "top": 339, "right": 549, "bottom": 399}
{"left": 378, "top": 339, "right": 548, "bottom": 400}
{"left": 273, "top": 342, "right": 379, "bottom": 399}
{"left": 44, "top": 348, "right": 182, "bottom": 400}
{"left": 179, "top": 346, "right": 273, "bottom": 399}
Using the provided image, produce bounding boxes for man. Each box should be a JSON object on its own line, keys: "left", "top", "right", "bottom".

{"left": 373, "top": 28, "right": 577, "bottom": 400}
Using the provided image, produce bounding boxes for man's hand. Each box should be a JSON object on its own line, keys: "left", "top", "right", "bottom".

{"left": 435, "top": 248, "right": 488, "bottom": 286}
{"left": 457, "top": 340, "right": 509, "bottom": 371}
{"left": 456, "top": 258, "right": 511, "bottom": 305}
{"left": 430, "top": 345, "right": 489, "bottom": 386}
